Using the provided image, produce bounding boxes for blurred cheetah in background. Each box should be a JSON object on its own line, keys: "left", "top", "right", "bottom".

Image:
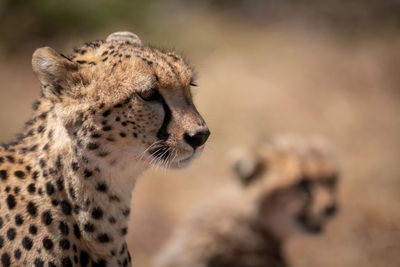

{"left": 155, "top": 134, "right": 339, "bottom": 267}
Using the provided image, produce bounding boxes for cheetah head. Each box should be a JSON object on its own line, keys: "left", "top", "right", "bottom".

{"left": 31, "top": 31, "right": 210, "bottom": 170}
{"left": 231, "top": 135, "right": 339, "bottom": 239}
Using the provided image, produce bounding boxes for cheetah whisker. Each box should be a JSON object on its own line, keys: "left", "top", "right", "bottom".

{"left": 137, "top": 140, "right": 163, "bottom": 163}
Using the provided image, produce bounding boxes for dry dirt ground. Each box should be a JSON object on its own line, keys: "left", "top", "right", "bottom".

{"left": 0, "top": 19, "right": 399, "bottom": 267}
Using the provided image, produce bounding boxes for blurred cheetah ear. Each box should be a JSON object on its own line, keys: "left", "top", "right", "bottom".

{"left": 106, "top": 31, "right": 142, "bottom": 45}
{"left": 32, "top": 47, "right": 80, "bottom": 102}
{"left": 230, "top": 148, "right": 266, "bottom": 186}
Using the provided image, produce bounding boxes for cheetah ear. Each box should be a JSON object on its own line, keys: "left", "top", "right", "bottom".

{"left": 230, "top": 148, "right": 266, "bottom": 186}
{"left": 106, "top": 31, "right": 142, "bottom": 45}
{"left": 32, "top": 47, "right": 80, "bottom": 102}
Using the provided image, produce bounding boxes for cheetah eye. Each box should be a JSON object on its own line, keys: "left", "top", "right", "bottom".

{"left": 137, "top": 88, "right": 159, "bottom": 102}
{"left": 297, "top": 179, "right": 311, "bottom": 193}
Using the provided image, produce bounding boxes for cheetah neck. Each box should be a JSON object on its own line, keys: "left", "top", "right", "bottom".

{"left": 2, "top": 97, "right": 145, "bottom": 263}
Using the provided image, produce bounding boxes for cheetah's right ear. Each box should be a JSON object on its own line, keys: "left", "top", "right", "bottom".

{"left": 230, "top": 148, "right": 266, "bottom": 186}
{"left": 32, "top": 47, "right": 80, "bottom": 102}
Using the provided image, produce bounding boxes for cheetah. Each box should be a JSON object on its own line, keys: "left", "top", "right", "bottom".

{"left": 0, "top": 31, "right": 210, "bottom": 267}
{"left": 154, "top": 134, "right": 339, "bottom": 267}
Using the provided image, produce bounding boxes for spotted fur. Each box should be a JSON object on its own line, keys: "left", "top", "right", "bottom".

{"left": 0, "top": 31, "right": 209, "bottom": 267}
{"left": 155, "top": 134, "right": 339, "bottom": 267}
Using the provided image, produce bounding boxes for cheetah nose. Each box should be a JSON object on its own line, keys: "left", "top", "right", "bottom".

{"left": 184, "top": 129, "right": 210, "bottom": 149}
{"left": 324, "top": 204, "right": 338, "bottom": 217}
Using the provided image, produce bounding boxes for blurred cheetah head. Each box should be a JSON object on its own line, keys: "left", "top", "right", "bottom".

{"left": 231, "top": 134, "right": 339, "bottom": 239}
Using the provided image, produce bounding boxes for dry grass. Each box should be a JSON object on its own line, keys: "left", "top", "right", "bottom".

{"left": 0, "top": 18, "right": 399, "bottom": 267}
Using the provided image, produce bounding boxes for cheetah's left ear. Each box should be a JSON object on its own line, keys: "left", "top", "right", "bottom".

{"left": 32, "top": 47, "right": 80, "bottom": 102}
{"left": 106, "top": 31, "right": 142, "bottom": 45}
{"left": 230, "top": 148, "right": 266, "bottom": 186}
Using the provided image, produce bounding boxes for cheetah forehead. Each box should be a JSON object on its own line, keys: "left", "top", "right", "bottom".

{"left": 70, "top": 38, "right": 195, "bottom": 91}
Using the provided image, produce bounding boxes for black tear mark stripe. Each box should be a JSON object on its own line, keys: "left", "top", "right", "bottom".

{"left": 156, "top": 91, "right": 171, "bottom": 141}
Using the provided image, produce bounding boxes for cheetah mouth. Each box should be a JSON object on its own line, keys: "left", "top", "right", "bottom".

{"left": 295, "top": 216, "right": 323, "bottom": 234}
{"left": 177, "top": 155, "right": 193, "bottom": 164}
{"left": 146, "top": 143, "right": 194, "bottom": 169}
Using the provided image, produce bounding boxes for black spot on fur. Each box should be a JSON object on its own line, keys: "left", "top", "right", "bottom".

{"left": 59, "top": 222, "right": 69, "bottom": 235}
{"left": 13, "top": 186, "right": 20, "bottom": 195}
{"left": 37, "top": 125, "right": 45, "bottom": 133}
{"left": 91, "top": 207, "right": 103, "bottom": 220}
{"left": 84, "top": 222, "right": 95, "bottom": 232}
{"left": 0, "top": 170, "right": 7, "bottom": 180}
{"left": 71, "top": 162, "right": 79, "bottom": 171}
{"left": 97, "top": 233, "right": 111, "bottom": 243}
{"left": 34, "top": 258, "right": 44, "bottom": 267}
{"left": 51, "top": 199, "right": 59, "bottom": 206}
{"left": 14, "top": 249, "right": 21, "bottom": 260}
{"left": 59, "top": 238, "right": 70, "bottom": 250}
{"left": 6, "top": 228, "right": 16, "bottom": 240}
{"left": 39, "top": 159, "right": 46, "bottom": 168}
{"left": 32, "top": 171, "right": 39, "bottom": 180}
{"left": 56, "top": 155, "right": 62, "bottom": 168}
{"left": 60, "top": 200, "right": 72, "bottom": 215}
{"left": 42, "top": 237, "right": 54, "bottom": 250}
{"left": 87, "top": 143, "right": 100, "bottom": 150}
{"left": 102, "top": 109, "right": 111, "bottom": 117}
{"left": 74, "top": 204, "right": 80, "bottom": 214}
{"left": 27, "top": 183, "right": 36, "bottom": 193}
{"left": 84, "top": 169, "right": 93, "bottom": 178}
{"left": 46, "top": 182, "right": 55, "bottom": 195}
{"left": 121, "top": 227, "right": 128, "bottom": 236}
{"left": 22, "top": 236, "right": 33, "bottom": 250}
{"left": 27, "top": 201, "right": 37, "bottom": 216}
{"left": 29, "top": 225, "right": 38, "bottom": 235}
{"left": 122, "top": 208, "right": 130, "bottom": 217}
{"left": 32, "top": 100, "right": 41, "bottom": 110}
{"left": 92, "top": 259, "right": 106, "bottom": 267}
{"left": 14, "top": 170, "right": 25, "bottom": 179}
{"left": 6, "top": 195, "right": 16, "bottom": 209}
{"left": 80, "top": 251, "right": 89, "bottom": 266}
{"left": 6, "top": 156, "right": 15, "bottom": 163}
{"left": 62, "top": 257, "right": 73, "bottom": 267}
{"left": 91, "top": 133, "right": 102, "bottom": 138}
{"left": 56, "top": 179, "right": 64, "bottom": 191}
{"left": 1, "top": 253, "right": 10, "bottom": 267}
{"left": 96, "top": 183, "right": 107, "bottom": 192}
{"left": 41, "top": 210, "right": 53, "bottom": 225}
{"left": 73, "top": 224, "right": 81, "bottom": 239}
{"left": 15, "top": 214, "right": 24, "bottom": 225}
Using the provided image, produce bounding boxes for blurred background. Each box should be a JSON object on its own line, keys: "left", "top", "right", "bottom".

{"left": 1, "top": 1, "right": 399, "bottom": 266}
